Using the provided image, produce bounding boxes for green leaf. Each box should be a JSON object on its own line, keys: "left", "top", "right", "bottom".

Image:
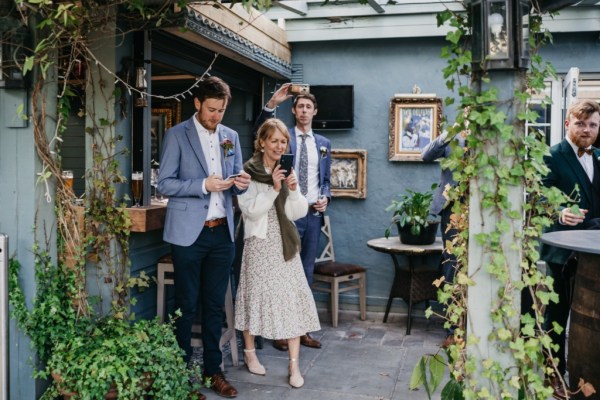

{"left": 429, "top": 354, "right": 446, "bottom": 392}
{"left": 441, "top": 379, "right": 464, "bottom": 400}
{"left": 409, "top": 357, "right": 426, "bottom": 390}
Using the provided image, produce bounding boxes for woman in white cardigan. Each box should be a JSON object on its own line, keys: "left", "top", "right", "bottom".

{"left": 234, "top": 118, "right": 320, "bottom": 389}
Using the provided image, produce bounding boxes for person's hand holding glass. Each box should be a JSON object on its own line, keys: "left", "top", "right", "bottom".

{"left": 131, "top": 171, "right": 143, "bottom": 207}
{"left": 312, "top": 186, "right": 327, "bottom": 216}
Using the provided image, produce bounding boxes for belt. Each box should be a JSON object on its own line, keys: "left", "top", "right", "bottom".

{"left": 204, "top": 217, "right": 227, "bottom": 228}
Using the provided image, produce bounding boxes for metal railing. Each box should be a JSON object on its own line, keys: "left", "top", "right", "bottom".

{"left": 0, "top": 234, "right": 8, "bottom": 400}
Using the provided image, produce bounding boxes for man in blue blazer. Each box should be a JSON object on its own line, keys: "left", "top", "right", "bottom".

{"left": 158, "top": 76, "right": 250, "bottom": 399}
{"left": 254, "top": 83, "right": 331, "bottom": 351}
{"left": 541, "top": 99, "right": 600, "bottom": 399}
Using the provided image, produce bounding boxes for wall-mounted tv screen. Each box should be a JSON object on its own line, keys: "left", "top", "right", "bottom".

{"left": 310, "top": 85, "right": 354, "bottom": 130}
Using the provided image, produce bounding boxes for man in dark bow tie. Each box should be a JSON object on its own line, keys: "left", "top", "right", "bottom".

{"left": 541, "top": 99, "right": 600, "bottom": 399}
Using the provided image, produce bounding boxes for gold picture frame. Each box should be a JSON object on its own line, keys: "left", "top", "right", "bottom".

{"left": 389, "top": 96, "right": 442, "bottom": 161}
{"left": 151, "top": 100, "right": 182, "bottom": 163}
{"left": 330, "top": 149, "right": 367, "bottom": 199}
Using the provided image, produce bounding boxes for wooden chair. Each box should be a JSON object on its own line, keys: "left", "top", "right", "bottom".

{"left": 156, "top": 255, "right": 239, "bottom": 368}
{"left": 312, "top": 216, "right": 367, "bottom": 327}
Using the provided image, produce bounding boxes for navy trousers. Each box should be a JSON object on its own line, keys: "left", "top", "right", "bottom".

{"left": 171, "top": 224, "right": 234, "bottom": 375}
{"left": 544, "top": 260, "right": 576, "bottom": 376}
{"left": 294, "top": 212, "right": 322, "bottom": 285}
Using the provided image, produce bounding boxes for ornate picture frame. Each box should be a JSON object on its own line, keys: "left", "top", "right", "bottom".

{"left": 330, "top": 149, "right": 367, "bottom": 199}
{"left": 151, "top": 100, "right": 182, "bottom": 163}
{"left": 389, "top": 95, "right": 442, "bottom": 161}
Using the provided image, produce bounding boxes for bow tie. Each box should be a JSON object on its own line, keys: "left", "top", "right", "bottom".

{"left": 577, "top": 147, "right": 593, "bottom": 158}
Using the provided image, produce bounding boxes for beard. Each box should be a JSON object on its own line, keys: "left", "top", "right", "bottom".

{"left": 570, "top": 132, "right": 597, "bottom": 148}
{"left": 197, "top": 115, "right": 220, "bottom": 132}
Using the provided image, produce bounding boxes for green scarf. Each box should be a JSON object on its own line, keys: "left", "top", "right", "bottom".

{"left": 243, "top": 154, "right": 301, "bottom": 261}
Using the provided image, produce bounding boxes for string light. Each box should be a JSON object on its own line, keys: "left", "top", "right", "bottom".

{"left": 84, "top": 48, "right": 218, "bottom": 102}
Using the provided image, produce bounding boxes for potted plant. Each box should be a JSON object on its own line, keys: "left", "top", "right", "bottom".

{"left": 384, "top": 183, "right": 441, "bottom": 245}
{"left": 9, "top": 254, "right": 205, "bottom": 400}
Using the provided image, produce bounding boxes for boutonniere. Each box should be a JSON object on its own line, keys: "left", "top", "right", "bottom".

{"left": 319, "top": 146, "right": 328, "bottom": 158}
{"left": 220, "top": 138, "right": 235, "bottom": 157}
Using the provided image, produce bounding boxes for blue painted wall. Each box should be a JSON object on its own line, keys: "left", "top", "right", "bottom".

{"left": 286, "top": 37, "right": 455, "bottom": 312}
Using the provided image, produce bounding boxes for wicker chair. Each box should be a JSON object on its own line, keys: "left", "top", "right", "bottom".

{"left": 312, "top": 216, "right": 367, "bottom": 327}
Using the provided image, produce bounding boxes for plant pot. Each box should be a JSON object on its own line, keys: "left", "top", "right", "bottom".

{"left": 52, "top": 372, "right": 153, "bottom": 399}
{"left": 397, "top": 222, "right": 439, "bottom": 245}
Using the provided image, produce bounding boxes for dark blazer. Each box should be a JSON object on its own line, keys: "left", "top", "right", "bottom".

{"left": 541, "top": 139, "right": 600, "bottom": 265}
{"left": 255, "top": 110, "right": 331, "bottom": 201}
{"left": 421, "top": 133, "right": 466, "bottom": 215}
{"left": 157, "top": 117, "right": 246, "bottom": 246}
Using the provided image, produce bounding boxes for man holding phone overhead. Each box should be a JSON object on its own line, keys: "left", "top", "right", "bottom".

{"left": 254, "top": 82, "right": 331, "bottom": 352}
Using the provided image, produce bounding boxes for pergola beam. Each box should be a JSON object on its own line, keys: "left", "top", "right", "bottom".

{"left": 277, "top": 1, "right": 308, "bottom": 16}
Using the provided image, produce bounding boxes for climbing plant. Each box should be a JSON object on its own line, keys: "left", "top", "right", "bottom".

{"left": 409, "top": 2, "right": 595, "bottom": 399}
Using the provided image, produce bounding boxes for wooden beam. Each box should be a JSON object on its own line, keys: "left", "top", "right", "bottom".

{"left": 152, "top": 74, "right": 197, "bottom": 81}
{"left": 367, "top": 0, "right": 385, "bottom": 14}
{"left": 277, "top": 1, "right": 308, "bottom": 16}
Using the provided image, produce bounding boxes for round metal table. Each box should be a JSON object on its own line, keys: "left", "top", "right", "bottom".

{"left": 367, "top": 237, "right": 443, "bottom": 335}
{"left": 541, "top": 230, "right": 600, "bottom": 396}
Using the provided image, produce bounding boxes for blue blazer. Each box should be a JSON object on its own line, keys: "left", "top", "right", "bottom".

{"left": 255, "top": 110, "right": 331, "bottom": 201}
{"left": 541, "top": 139, "right": 600, "bottom": 265}
{"left": 157, "top": 117, "right": 246, "bottom": 246}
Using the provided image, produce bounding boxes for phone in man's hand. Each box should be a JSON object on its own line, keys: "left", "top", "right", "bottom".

{"left": 226, "top": 173, "right": 241, "bottom": 180}
{"left": 279, "top": 154, "right": 294, "bottom": 177}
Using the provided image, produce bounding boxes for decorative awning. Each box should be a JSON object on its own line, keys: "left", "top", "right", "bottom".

{"left": 164, "top": 3, "right": 292, "bottom": 79}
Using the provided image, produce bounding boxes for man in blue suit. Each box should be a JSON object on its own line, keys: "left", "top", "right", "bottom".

{"left": 255, "top": 83, "right": 331, "bottom": 351}
{"left": 158, "top": 76, "right": 250, "bottom": 399}
{"left": 541, "top": 99, "right": 600, "bottom": 399}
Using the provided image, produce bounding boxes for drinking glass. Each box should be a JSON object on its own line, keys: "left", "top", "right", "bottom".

{"left": 131, "top": 171, "right": 143, "bottom": 207}
{"left": 62, "top": 170, "right": 74, "bottom": 194}
{"left": 313, "top": 186, "right": 326, "bottom": 217}
{"left": 150, "top": 168, "right": 159, "bottom": 201}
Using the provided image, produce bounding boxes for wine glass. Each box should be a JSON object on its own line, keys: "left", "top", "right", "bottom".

{"left": 131, "top": 171, "right": 143, "bottom": 207}
{"left": 313, "top": 186, "right": 326, "bottom": 217}
{"left": 150, "top": 168, "right": 159, "bottom": 202}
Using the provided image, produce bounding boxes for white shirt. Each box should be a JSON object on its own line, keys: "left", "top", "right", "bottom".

{"left": 566, "top": 136, "right": 594, "bottom": 182}
{"left": 193, "top": 114, "right": 226, "bottom": 220}
{"left": 295, "top": 127, "right": 320, "bottom": 203}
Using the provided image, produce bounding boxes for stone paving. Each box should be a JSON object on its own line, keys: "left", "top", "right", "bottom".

{"left": 199, "top": 309, "right": 447, "bottom": 400}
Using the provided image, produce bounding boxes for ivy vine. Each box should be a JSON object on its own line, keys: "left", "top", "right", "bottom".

{"left": 409, "top": 3, "right": 592, "bottom": 399}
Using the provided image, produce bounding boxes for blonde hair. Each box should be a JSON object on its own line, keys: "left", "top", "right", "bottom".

{"left": 254, "top": 118, "right": 290, "bottom": 155}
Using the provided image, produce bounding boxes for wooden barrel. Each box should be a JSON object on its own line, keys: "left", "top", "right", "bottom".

{"left": 568, "top": 252, "right": 600, "bottom": 399}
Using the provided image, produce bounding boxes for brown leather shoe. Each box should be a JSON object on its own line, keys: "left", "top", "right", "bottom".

{"left": 190, "top": 390, "right": 207, "bottom": 400}
{"left": 441, "top": 334, "right": 455, "bottom": 349}
{"left": 300, "top": 333, "right": 321, "bottom": 349}
{"left": 272, "top": 339, "right": 288, "bottom": 352}
{"left": 204, "top": 372, "right": 238, "bottom": 398}
{"left": 545, "top": 375, "right": 570, "bottom": 400}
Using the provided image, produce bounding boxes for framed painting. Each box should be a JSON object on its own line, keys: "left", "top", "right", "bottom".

{"left": 389, "top": 96, "right": 442, "bottom": 161}
{"left": 151, "top": 100, "right": 182, "bottom": 163}
{"left": 330, "top": 149, "right": 367, "bottom": 199}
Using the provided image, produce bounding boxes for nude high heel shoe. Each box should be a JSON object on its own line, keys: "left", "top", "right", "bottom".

{"left": 288, "top": 358, "right": 304, "bottom": 388}
{"left": 243, "top": 349, "right": 266, "bottom": 376}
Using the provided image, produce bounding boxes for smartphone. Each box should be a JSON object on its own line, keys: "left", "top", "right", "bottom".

{"left": 226, "top": 173, "right": 241, "bottom": 180}
{"left": 290, "top": 84, "right": 310, "bottom": 95}
{"left": 279, "top": 154, "right": 294, "bottom": 177}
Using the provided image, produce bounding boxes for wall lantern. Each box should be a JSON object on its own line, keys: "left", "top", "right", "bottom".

{"left": 471, "top": 0, "right": 530, "bottom": 71}
{"left": 0, "top": 23, "right": 29, "bottom": 89}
